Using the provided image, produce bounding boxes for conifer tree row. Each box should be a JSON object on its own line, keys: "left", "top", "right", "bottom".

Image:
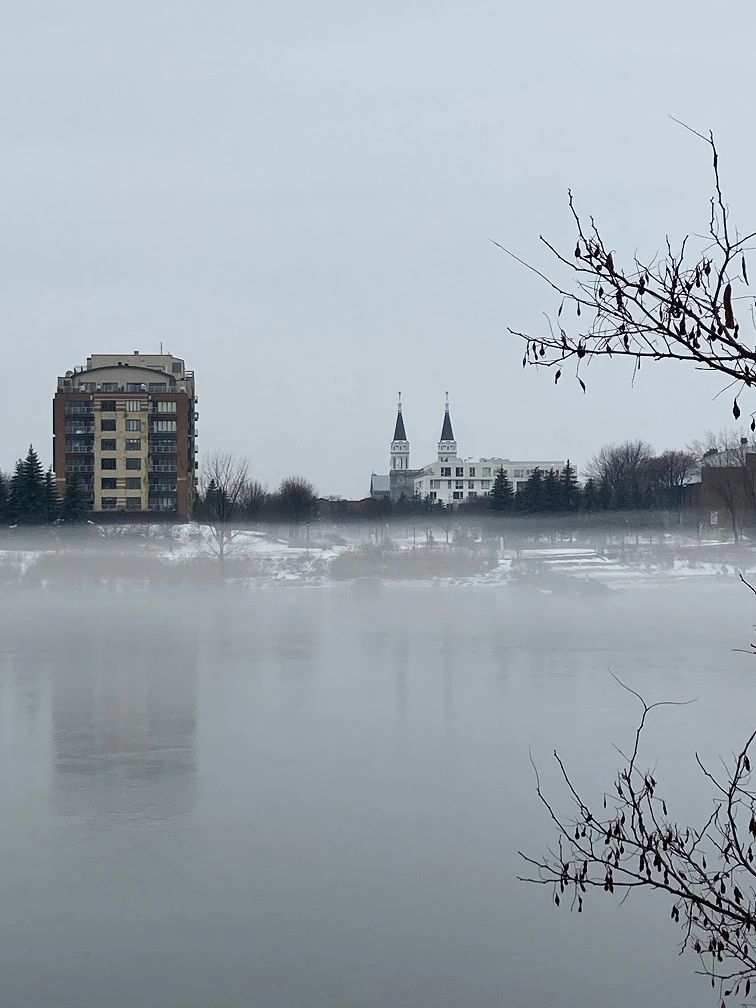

{"left": 0, "top": 446, "right": 88, "bottom": 526}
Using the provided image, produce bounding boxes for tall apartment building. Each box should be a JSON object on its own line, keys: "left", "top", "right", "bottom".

{"left": 53, "top": 352, "right": 198, "bottom": 521}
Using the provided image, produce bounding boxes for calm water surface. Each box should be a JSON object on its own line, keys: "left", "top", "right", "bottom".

{"left": 0, "top": 582, "right": 751, "bottom": 1007}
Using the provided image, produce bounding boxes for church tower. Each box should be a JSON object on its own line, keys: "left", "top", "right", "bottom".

{"left": 390, "top": 392, "right": 410, "bottom": 471}
{"left": 438, "top": 392, "right": 457, "bottom": 461}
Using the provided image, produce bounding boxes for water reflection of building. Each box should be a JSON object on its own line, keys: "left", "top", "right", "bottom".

{"left": 52, "top": 611, "right": 198, "bottom": 818}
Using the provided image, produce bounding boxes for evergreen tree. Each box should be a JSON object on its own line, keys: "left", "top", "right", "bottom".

{"left": 489, "top": 466, "right": 514, "bottom": 511}
{"left": 582, "top": 477, "right": 598, "bottom": 512}
{"left": 520, "top": 467, "right": 544, "bottom": 513}
{"left": 10, "top": 447, "right": 47, "bottom": 524}
{"left": 0, "top": 471, "right": 9, "bottom": 525}
{"left": 43, "top": 469, "right": 60, "bottom": 523}
{"left": 597, "top": 475, "right": 612, "bottom": 511}
{"left": 560, "top": 460, "right": 581, "bottom": 511}
{"left": 61, "top": 474, "right": 89, "bottom": 522}
{"left": 542, "top": 468, "right": 561, "bottom": 512}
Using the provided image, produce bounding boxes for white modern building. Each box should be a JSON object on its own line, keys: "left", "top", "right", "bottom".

{"left": 371, "top": 394, "right": 572, "bottom": 506}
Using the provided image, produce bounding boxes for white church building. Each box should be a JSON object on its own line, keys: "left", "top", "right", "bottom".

{"left": 371, "top": 394, "right": 571, "bottom": 506}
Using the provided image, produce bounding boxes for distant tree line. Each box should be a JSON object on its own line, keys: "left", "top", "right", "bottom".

{"left": 361, "top": 444, "right": 699, "bottom": 518}
{"left": 194, "top": 453, "right": 319, "bottom": 526}
{"left": 0, "top": 446, "right": 88, "bottom": 526}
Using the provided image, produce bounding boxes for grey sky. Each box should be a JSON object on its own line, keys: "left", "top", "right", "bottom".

{"left": 2, "top": 0, "right": 751, "bottom": 497}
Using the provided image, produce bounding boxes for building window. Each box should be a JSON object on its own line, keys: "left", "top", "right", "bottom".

{"left": 447, "top": 480, "right": 452, "bottom": 488}
{"left": 481, "top": 480, "right": 490, "bottom": 490}
{"left": 150, "top": 495, "right": 176, "bottom": 511}
{"left": 101, "top": 497, "right": 117, "bottom": 509}
{"left": 101, "top": 420, "right": 117, "bottom": 432}
{"left": 149, "top": 383, "right": 168, "bottom": 392}
{"left": 101, "top": 458, "right": 117, "bottom": 470}
{"left": 101, "top": 438, "right": 116, "bottom": 451}
{"left": 126, "top": 419, "right": 141, "bottom": 431}
{"left": 102, "top": 384, "right": 118, "bottom": 392}
{"left": 468, "top": 481, "right": 475, "bottom": 489}
{"left": 66, "top": 440, "right": 93, "bottom": 454}
{"left": 151, "top": 400, "right": 176, "bottom": 413}
{"left": 125, "top": 438, "right": 141, "bottom": 450}
{"left": 468, "top": 492, "right": 477, "bottom": 499}
{"left": 469, "top": 468, "right": 476, "bottom": 477}
{"left": 455, "top": 467, "right": 464, "bottom": 477}
{"left": 126, "top": 384, "right": 143, "bottom": 393}
{"left": 101, "top": 478, "right": 117, "bottom": 489}
{"left": 483, "top": 467, "right": 491, "bottom": 477}
{"left": 125, "top": 458, "right": 141, "bottom": 470}
{"left": 453, "top": 491, "right": 463, "bottom": 500}
{"left": 171, "top": 362, "right": 182, "bottom": 373}
{"left": 126, "top": 477, "right": 141, "bottom": 489}
{"left": 126, "top": 400, "right": 141, "bottom": 412}
{"left": 65, "top": 401, "right": 93, "bottom": 415}
{"left": 514, "top": 470, "right": 524, "bottom": 478}
{"left": 430, "top": 491, "right": 437, "bottom": 500}
{"left": 125, "top": 497, "right": 141, "bottom": 510}
{"left": 151, "top": 419, "right": 177, "bottom": 432}
{"left": 100, "top": 400, "right": 116, "bottom": 412}
{"left": 441, "top": 467, "right": 451, "bottom": 477}
{"left": 66, "top": 421, "right": 94, "bottom": 434}
{"left": 455, "top": 480, "right": 464, "bottom": 489}
{"left": 80, "top": 383, "right": 96, "bottom": 392}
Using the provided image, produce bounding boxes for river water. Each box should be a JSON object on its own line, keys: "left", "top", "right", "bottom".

{"left": 0, "top": 581, "right": 751, "bottom": 1007}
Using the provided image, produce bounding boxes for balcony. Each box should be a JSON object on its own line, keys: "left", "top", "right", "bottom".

{"left": 66, "top": 443, "right": 94, "bottom": 454}
{"left": 149, "top": 462, "right": 177, "bottom": 473}
{"left": 64, "top": 403, "right": 93, "bottom": 416}
{"left": 65, "top": 422, "right": 94, "bottom": 435}
{"left": 149, "top": 481, "right": 177, "bottom": 493}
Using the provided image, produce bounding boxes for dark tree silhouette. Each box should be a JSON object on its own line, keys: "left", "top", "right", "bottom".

{"left": 275, "top": 476, "right": 318, "bottom": 524}
{"left": 61, "top": 474, "right": 89, "bottom": 523}
{"left": 521, "top": 670, "right": 756, "bottom": 1005}
{"left": 502, "top": 129, "right": 756, "bottom": 422}
{"left": 9, "top": 447, "right": 47, "bottom": 524}
{"left": 489, "top": 466, "right": 514, "bottom": 512}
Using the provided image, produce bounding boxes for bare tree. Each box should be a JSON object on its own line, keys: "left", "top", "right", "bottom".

{"left": 197, "top": 452, "right": 250, "bottom": 562}
{"left": 586, "top": 440, "right": 654, "bottom": 507}
{"left": 521, "top": 671, "right": 756, "bottom": 1005}
{"left": 503, "top": 128, "right": 756, "bottom": 423}
{"left": 243, "top": 479, "right": 268, "bottom": 522}
{"left": 273, "top": 476, "right": 318, "bottom": 526}
{"left": 645, "top": 450, "right": 698, "bottom": 513}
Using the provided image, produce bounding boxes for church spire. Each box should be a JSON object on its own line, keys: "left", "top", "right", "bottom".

{"left": 390, "top": 392, "right": 410, "bottom": 472}
{"left": 393, "top": 391, "right": 407, "bottom": 441}
{"left": 440, "top": 391, "right": 454, "bottom": 441}
{"left": 438, "top": 391, "right": 458, "bottom": 461}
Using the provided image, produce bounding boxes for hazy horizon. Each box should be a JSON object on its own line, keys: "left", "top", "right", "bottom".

{"left": 2, "top": 0, "right": 751, "bottom": 495}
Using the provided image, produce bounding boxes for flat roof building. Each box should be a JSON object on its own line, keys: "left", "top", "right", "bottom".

{"left": 53, "top": 351, "right": 197, "bottom": 521}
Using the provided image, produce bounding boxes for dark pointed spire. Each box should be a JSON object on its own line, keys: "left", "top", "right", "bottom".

{"left": 440, "top": 391, "right": 454, "bottom": 441}
{"left": 393, "top": 391, "right": 407, "bottom": 441}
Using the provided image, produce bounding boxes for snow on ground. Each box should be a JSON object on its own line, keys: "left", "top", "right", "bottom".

{"left": 0, "top": 522, "right": 755, "bottom": 591}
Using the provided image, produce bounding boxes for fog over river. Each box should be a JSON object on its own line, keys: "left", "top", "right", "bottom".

{"left": 0, "top": 581, "right": 751, "bottom": 1007}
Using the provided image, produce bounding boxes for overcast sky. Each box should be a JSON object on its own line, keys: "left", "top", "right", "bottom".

{"left": 1, "top": 0, "right": 752, "bottom": 496}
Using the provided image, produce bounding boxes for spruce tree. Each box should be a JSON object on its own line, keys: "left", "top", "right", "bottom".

{"left": 61, "top": 474, "right": 89, "bottom": 522}
{"left": 520, "top": 467, "right": 544, "bottom": 513}
{"left": 597, "top": 475, "right": 612, "bottom": 511}
{"left": 0, "top": 471, "right": 9, "bottom": 525}
{"left": 542, "top": 468, "right": 561, "bottom": 512}
{"left": 582, "top": 477, "right": 598, "bottom": 512}
{"left": 10, "top": 447, "right": 47, "bottom": 524}
{"left": 489, "top": 466, "right": 514, "bottom": 511}
{"left": 560, "top": 460, "right": 581, "bottom": 511}
{"left": 43, "top": 469, "right": 60, "bottom": 523}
